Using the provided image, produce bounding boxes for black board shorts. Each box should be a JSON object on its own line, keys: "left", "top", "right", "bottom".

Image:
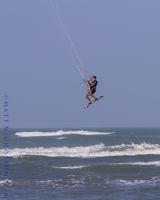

{"left": 88, "top": 88, "right": 96, "bottom": 94}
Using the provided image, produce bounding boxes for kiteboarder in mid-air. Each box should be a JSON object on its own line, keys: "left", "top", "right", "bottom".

{"left": 84, "top": 76, "right": 98, "bottom": 105}
{"left": 84, "top": 76, "right": 103, "bottom": 109}
{"left": 48, "top": 1, "right": 102, "bottom": 108}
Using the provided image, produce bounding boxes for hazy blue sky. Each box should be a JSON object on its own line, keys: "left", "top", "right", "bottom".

{"left": 1, "top": 0, "right": 160, "bottom": 128}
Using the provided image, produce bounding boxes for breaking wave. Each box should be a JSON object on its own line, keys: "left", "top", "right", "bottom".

{"left": 0, "top": 142, "right": 160, "bottom": 158}
{"left": 15, "top": 130, "right": 114, "bottom": 137}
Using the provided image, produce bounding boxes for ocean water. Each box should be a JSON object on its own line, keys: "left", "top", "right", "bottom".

{"left": 0, "top": 127, "right": 160, "bottom": 200}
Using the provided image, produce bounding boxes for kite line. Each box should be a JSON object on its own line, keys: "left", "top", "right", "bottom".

{"left": 48, "top": 0, "right": 91, "bottom": 81}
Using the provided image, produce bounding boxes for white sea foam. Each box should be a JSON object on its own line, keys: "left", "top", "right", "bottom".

{"left": 57, "top": 137, "right": 66, "bottom": 140}
{"left": 0, "top": 179, "right": 12, "bottom": 185}
{"left": 110, "top": 176, "right": 160, "bottom": 186}
{"left": 111, "top": 161, "right": 160, "bottom": 167}
{"left": 35, "top": 176, "right": 160, "bottom": 188}
{"left": 15, "top": 130, "right": 114, "bottom": 137}
{"left": 53, "top": 165, "right": 88, "bottom": 169}
{"left": 0, "top": 142, "right": 160, "bottom": 158}
{"left": 35, "top": 179, "right": 85, "bottom": 188}
{"left": 35, "top": 180, "right": 53, "bottom": 185}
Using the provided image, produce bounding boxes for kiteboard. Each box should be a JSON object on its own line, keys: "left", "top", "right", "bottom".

{"left": 84, "top": 96, "right": 103, "bottom": 109}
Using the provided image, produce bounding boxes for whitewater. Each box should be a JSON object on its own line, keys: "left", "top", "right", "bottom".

{"left": 1, "top": 142, "right": 160, "bottom": 158}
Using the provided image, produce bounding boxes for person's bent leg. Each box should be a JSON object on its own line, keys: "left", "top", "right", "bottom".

{"left": 85, "top": 93, "right": 92, "bottom": 103}
{"left": 90, "top": 93, "right": 96, "bottom": 100}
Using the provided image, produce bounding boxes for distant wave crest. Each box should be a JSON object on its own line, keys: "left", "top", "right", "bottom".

{"left": 15, "top": 130, "right": 114, "bottom": 137}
